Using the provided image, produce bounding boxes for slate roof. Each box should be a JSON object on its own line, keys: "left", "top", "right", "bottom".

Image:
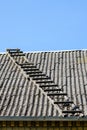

{"left": 0, "top": 49, "right": 87, "bottom": 120}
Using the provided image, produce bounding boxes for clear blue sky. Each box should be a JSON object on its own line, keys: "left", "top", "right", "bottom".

{"left": 0, "top": 0, "right": 87, "bottom": 52}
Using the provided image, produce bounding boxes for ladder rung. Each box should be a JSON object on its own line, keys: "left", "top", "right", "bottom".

{"left": 21, "top": 65, "right": 36, "bottom": 68}
{"left": 6, "top": 49, "right": 20, "bottom": 52}
{"left": 33, "top": 77, "right": 50, "bottom": 80}
{"left": 47, "top": 93, "right": 67, "bottom": 96}
{"left": 54, "top": 101, "right": 73, "bottom": 104}
{"left": 19, "top": 63, "right": 34, "bottom": 65}
{"left": 9, "top": 51, "right": 23, "bottom": 53}
{"left": 44, "top": 88, "right": 61, "bottom": 91}
{"left": 36, "top": 80, "right": 53, "bottom": 83}
{"left": 26, "top": 71, "right": 42, "bottom": 74}
{"left": 29, "top": 73, "right": 46, "bottom": 77}
{"left": 40, "top": 84, "right": 58, "bottom": 87}
{"left": 62, "top": 110, "right": 82, "bottom": 114}
{"left": 24, "top": 68, "right": 39, "bottom": 71}
{"left": 25, "top": 62, "right": 34, "bottom": 65}
{"left": 11, "top": 54, "right": 25, "bottom": 56}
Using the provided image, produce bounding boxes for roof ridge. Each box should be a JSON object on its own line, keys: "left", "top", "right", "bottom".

{"left": 24, "top": 49, "right": 87, "bottom": 53}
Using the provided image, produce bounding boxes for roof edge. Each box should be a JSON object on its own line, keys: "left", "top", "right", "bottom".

{"left": 0, "top": 49, "right": 87, "bottom": 54}
{"left": 0, "top": 116, "right": 87, "bottom": 121}
{"left": 24, "top": 49, "right": 87, "bottom": 53}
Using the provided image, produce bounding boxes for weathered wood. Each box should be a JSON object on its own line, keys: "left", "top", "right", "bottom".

{"left": 44, "top": 88, "right": 61, "bottom": 91}
{"left": 26, "top": 71, "right": 42, "bottom": 74}
{"left": 9, "top": 51, "right": 23, "bottom": 53}
{"left": 63, "top": 110, "right": 82, "bottom": 114}
{"left": 40, "top": 84, "right": 58, "bottom": 87}
{"left": 47, "top": 93, "right": 67, "bottom": 96}
{"left": 54, "top": 101, "right": 73, "bottom": 104}
{"left": 11, "top": 54, "right": 25, "bottom": 56}
{"left": 6, "top": 48, "right": 20, "bottom": 52}
{"left": 29, "top": 73, "right": 46, "bottom": 77}
{"left": 18, "top": 63, "right": 34, "bottom": 65}
{"left": 36, "top": 80, "right": 53, "bottom": 83}
{"left": 24, "top": 68, "right": 39, "bottom": 71}
{"left": 33, "top": 77, "right": 50, "bottom": 80}
{"left": 21, "top": 65, "right": 36, "bottom": 68}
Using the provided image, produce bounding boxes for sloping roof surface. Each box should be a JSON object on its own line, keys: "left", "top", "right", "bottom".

{"left": 26, "top": 50, "right": 87, "bottom": 116}
{"left": 0, "top": 50, "right": 87, "bottom": 119}
{"left": 0, "top": 54, "right": 61, "bottom": 117}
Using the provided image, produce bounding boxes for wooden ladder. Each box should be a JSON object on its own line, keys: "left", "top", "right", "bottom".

{"left": 6, "top": 48, "right": 83, "bottom": 117}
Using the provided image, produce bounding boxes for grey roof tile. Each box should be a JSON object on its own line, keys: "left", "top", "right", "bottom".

{"left": 0, "top": 53, "right": 62, "bottom": 117}
{"left": 26, "top": 50, "right": 87, "bottom": 116}
{"left": 0, "top": 49, "right": 87, "bottom": 119}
